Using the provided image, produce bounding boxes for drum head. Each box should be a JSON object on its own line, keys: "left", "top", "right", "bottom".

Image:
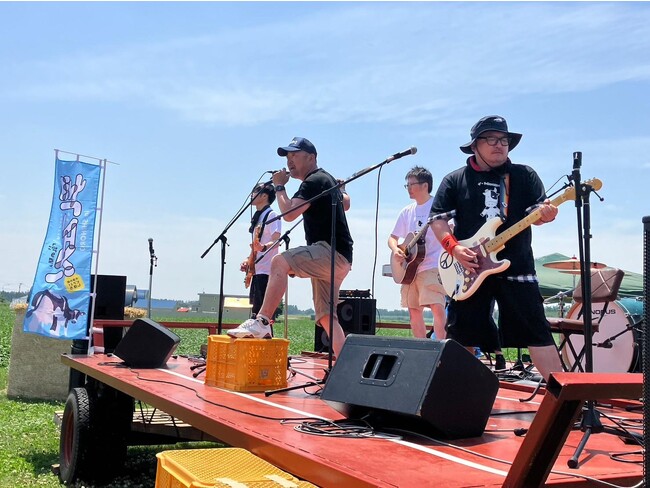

{"left": 560, "top": 299, "right": 642, "bottom": 373}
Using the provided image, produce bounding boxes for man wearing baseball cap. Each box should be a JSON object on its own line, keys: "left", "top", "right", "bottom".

{"left": 228, "top": 137, "right": 353, "bottom": 360}
{"left": 429, "top": 115, "right": 562, "bottom": 381}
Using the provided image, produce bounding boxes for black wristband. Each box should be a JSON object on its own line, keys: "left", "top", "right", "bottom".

{"left": 275, "top": 185, "right": 285, "bottom": 192}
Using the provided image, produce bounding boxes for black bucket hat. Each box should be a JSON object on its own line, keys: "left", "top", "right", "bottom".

{"left": 460, "top": 115, "right": 522, "bottom": 154}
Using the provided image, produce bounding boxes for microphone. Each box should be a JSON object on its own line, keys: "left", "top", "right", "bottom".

{"left": 386, "top": 146, "right": 417, "bottom": 163}
{"left": 543, "top": 289, "right": 573, "bottom": 303}
{"left": 572, "top": 151, "right": 582, "bottom": 206}
{"left": 148, "top": 238, "right": 155, "bottom": 256}
{"left": 595, "top": 339, "right": 613, "bottom": 349}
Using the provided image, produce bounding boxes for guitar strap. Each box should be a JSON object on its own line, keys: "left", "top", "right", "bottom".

{"left": 257, "top": 207, "right": 273, "bottom": 245}
{"left": 250, "top": 205, "right": 271, "bottom": 234}
{"left": 499, "top": 173, "right": 510, "bottom": 221}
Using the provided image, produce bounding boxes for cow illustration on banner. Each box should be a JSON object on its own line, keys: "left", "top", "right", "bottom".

{"left": 24, "top": 157, "right": 102, "bottom": 339}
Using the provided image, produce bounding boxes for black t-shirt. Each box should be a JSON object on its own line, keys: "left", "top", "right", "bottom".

{"left": 292, "top": 168, "right": 354, "bottom": 263}
{"left": 430, "top": 158, "right": 545, "bottom": 276}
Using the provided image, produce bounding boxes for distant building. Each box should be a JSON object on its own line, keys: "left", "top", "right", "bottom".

{"left": 197, "top": 293, "right": 252, "bottom": 321}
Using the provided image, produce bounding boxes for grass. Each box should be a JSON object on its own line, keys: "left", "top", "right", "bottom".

{"left": 0, "top": 303, "right": 524, "bottom": 487}
{"left": 0, "top": 305, "right": 410, "bottom": 488}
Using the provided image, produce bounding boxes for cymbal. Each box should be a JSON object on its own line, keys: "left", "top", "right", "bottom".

{"left": 559, "top": 268, "right": 612, "bottom": 275}
{"left": 543, "top": 259, "right": 608, "bottom": 270}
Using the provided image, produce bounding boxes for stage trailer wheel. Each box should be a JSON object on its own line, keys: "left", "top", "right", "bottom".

{"left": 58, "top": 387, "right": 94, "bottom": 484}
{"left": 59, "top": 385, "right": 132, "bottom": 484}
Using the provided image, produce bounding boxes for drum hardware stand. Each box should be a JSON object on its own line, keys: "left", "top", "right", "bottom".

{"left": 565, "top": 152, "right": 617, "bottom": 469}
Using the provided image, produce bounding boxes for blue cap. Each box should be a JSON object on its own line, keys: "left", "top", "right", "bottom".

{"left": 277, "top": 137, "right": 317, "bottom": 156}
{"left": 460, "top": 115, "right": 522, "bottom": 154}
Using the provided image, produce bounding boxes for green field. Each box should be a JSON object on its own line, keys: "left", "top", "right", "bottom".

{"left": 0, "top": 305, "right": 414, "bottom": 488}
{"left": 1, "top": 303, "right": 525, "bottom": 487}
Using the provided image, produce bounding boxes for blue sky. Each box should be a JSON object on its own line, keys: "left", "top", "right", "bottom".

{"left": 1, "top": 2, "right": 648, "bottom": 311}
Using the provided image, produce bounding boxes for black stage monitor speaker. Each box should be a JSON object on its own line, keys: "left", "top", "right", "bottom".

{"left": 321, "top": 335, "right": 499, "bottom": 439}
{"left": 315, "top": 297, "right": 376, "bottom": 352}
{"left": 113, "top": 318, "right": 180, "bottom": 368}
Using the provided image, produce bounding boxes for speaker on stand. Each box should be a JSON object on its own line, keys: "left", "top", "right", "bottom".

{"left": 314, "top": 292, "right": 376, "bottom": 353}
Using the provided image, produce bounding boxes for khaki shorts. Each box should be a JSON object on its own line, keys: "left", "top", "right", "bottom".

{"left": 401, "top": 268, "right": 446, "bottom": 309}
{"left": 282, "top": 241, "right": 351, "bottom": 323}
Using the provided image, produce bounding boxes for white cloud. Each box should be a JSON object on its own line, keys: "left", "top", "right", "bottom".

{"left": 5, "top": 3, "right": 650, "bottom": 128}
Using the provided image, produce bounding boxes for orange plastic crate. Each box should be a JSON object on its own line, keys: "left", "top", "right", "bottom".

{"left": 204, "top": 335, "right": 289, "bottom": 392}
{"left": 154, "top": 448, "right": 315, "bottom": 488}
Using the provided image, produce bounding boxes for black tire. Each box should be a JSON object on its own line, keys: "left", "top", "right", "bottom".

{"left": 58, "top": 387, "right": 93, "bottom": 484}
{"left": 58, "top": 386, "right": 133, "bottom": 484}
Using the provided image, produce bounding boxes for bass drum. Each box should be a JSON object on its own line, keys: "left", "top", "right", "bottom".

{"left": 561, "top": 297, "right": 644, "bottom": 373}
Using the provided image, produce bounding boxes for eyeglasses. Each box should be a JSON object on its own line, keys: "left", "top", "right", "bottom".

{"left": 404, "top": 182, "right": 424, "bottom": 189}
{"left": 477, "top": 136, "right": 510, "bottom": 147}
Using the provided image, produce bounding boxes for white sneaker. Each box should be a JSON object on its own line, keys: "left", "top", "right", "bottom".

{"left": 227, "top": 317, "right": 272, "bottom": 339}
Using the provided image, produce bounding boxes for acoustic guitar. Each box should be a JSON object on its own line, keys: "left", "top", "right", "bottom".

{"left": 390, "top": 217, "right": 434, "bottom": 284}
{"left": 438, "top": 178, "right": 601, "bottom": 301}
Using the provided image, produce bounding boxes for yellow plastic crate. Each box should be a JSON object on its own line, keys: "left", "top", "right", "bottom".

{"left": 204, "top": 335, "right": 289, "bottom": 392}
{"left": 155, "top": 448, "right": 310, "bottom": 488}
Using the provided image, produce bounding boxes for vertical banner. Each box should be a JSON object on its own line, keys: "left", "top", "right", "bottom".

{"left": 23, "top": 157, "right": 101, "bottom": 339}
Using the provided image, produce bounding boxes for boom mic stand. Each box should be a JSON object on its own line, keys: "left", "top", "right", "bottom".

{"left": 264, "top": 147, "right": 417, "bottom": 397}
{"left": 201, "top": 185, "right": 267, "bottom": 334}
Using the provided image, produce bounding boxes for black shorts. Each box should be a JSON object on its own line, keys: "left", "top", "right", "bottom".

{"left": 446, "top": 276, "right": 555, "bottom": 351}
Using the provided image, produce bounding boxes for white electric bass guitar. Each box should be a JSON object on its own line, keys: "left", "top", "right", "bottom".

{"left": 438, "top": 178, "right": 601, "bottom": 301}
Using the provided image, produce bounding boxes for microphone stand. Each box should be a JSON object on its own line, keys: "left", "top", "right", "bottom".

{"left": 566, "top": 152, "right": 628, "bottom": 468}
{"left": 201, "top": 187, "right": 267, "bottom": 334}
{"left": 147, "top": 240, "right": 157, "bottom": 318}
{"left": 264, "top": 147, "right": 415, "bottom": 397}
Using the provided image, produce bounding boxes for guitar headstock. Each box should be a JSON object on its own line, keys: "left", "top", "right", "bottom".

{"left": 557, "top": 177, "right": 602, "bottom": 203}
{"left": 583, "top": 178, "right": 602, "bottom": 191}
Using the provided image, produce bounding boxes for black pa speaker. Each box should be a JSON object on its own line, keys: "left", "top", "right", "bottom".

{"left": 321, "top": 335, "right": 499, "bottom": 439}
{"left": 91, "top": 274, "right": 127, "bottom": 353}
{"left": 315, "top": 298, "right": 376, "bottom": 352}
{"left": 113, "top": 318, "right": 180, "bottom": 368}
{"left": 70, "top": 275, "right": 128, "bottom": 389}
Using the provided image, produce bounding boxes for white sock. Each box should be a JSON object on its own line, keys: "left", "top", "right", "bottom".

{"left": 257, "top": 314, "right": 270, "bottom": 325}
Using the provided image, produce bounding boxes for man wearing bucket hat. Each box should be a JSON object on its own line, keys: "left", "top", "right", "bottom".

{"left": 429, "top": 115, "right": 562, "bottom": 381}
{"left": 228, "top": 137, "right": 353, "bottom": 359}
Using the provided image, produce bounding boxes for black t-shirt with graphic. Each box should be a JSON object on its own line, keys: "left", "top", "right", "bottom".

{"left": 430, "top": 158, "right": 545, "bottom": 276}
{"left": 293, "top": 168, "right": 353, "bottom": 264}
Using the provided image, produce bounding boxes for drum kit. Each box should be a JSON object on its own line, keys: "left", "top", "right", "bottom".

{"left": 543, "top": 259, "right": 645, "bottom": 373}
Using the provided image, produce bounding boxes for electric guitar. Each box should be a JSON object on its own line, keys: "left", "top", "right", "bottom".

{"left": 438, "top": 178, "right": 602, "bottom": 300}
{"left": 244, "top": 225, "right": 262, "bottom": 289}
{"left": 390, "top": 217, "right": 433, "bottom": 284}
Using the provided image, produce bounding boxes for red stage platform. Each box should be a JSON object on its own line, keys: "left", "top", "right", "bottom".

{"left": 60, "top": 352, "right": 643, "bottom": 487}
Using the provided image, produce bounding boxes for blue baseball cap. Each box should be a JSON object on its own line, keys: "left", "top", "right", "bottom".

{"left": 277, "top": 137, "right": 317, "bottom": 156}
{"left": 460, "top": 115, "right": 522, "bottom": 154}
